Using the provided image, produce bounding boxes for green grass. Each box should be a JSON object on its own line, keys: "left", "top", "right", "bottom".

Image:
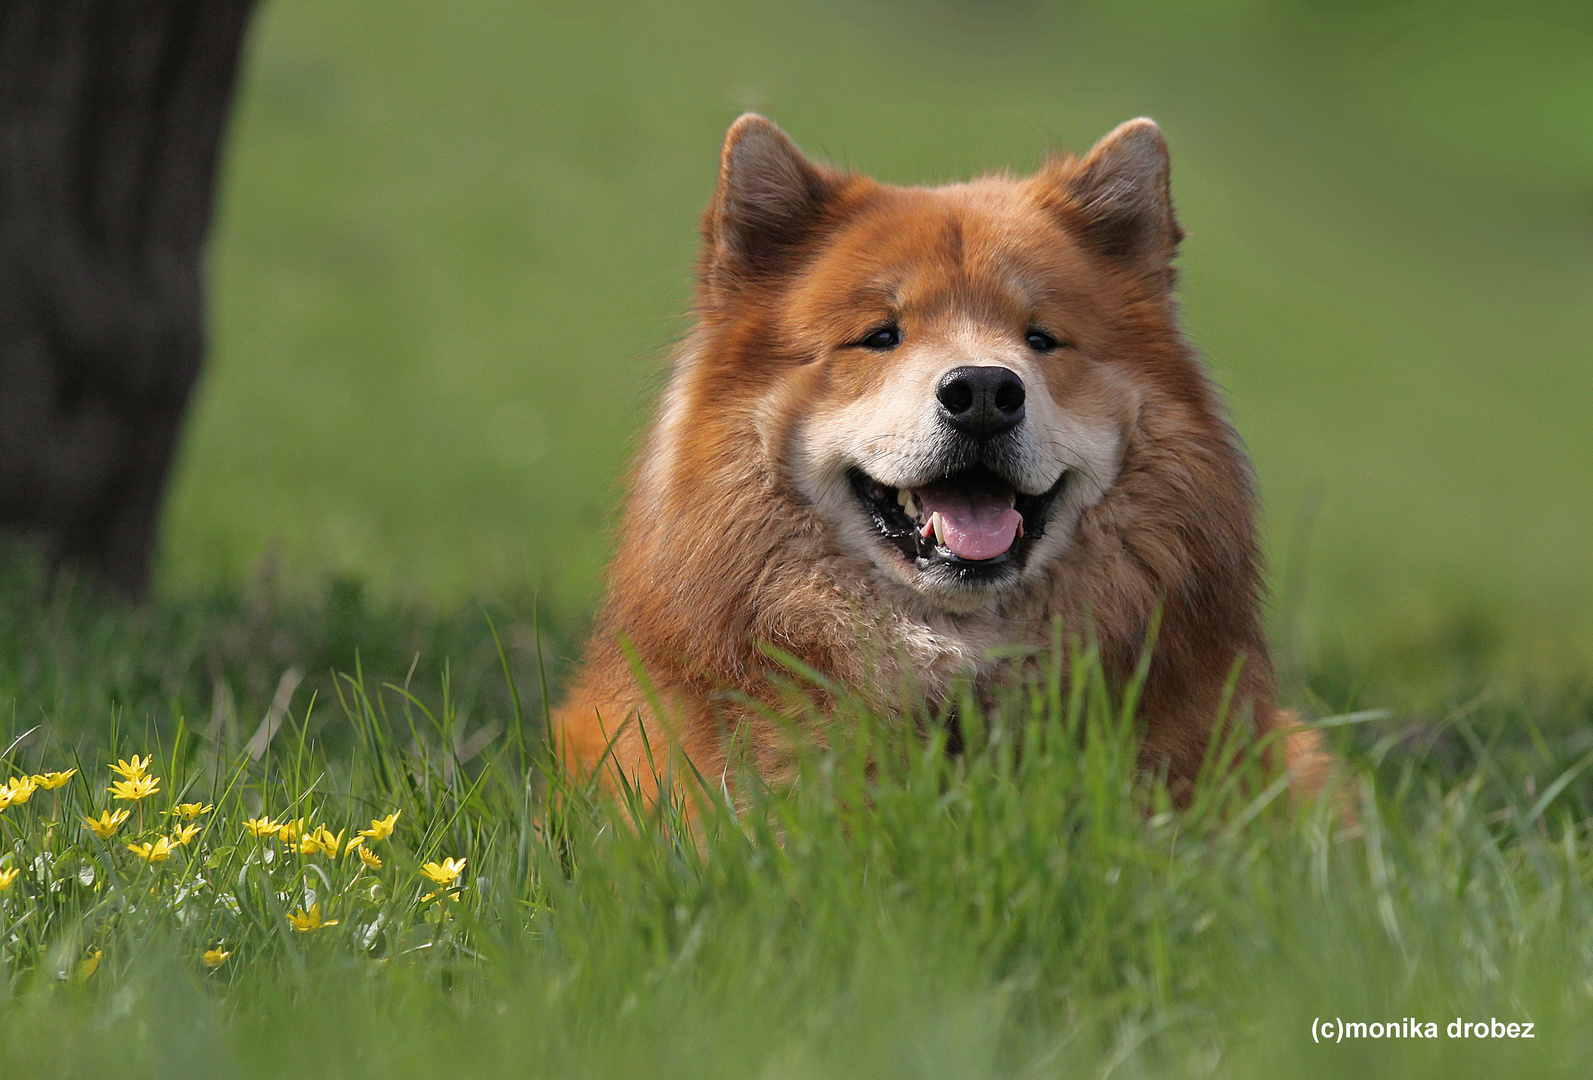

{"left": 3, "top": 548, "right": 1593, "bottom": 1077}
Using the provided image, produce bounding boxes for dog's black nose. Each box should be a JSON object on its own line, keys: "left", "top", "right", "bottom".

{"left": 935, "top": 365, "right": 1026, "bottom": 437}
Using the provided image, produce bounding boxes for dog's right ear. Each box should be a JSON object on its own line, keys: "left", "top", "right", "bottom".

{"left": 1045, "top": 118, "right": 1183, "bottom": 278}
{"left": 701, "top": 114, "right": 843, "bottom": 293}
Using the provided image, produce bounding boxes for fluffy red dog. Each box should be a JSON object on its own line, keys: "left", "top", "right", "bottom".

{"left": 555, "top": 114, "right": 1329, "bottom": 804}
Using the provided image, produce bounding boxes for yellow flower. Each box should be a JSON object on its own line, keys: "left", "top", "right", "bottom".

{"left": 276, "top": 817, "right": 308, "bottom": 843}
{"left": 0, "top": 866, "right": 19, "bottom": 891}
{"left": 5, "top": 775, "right": 38, "bottom": 804}
{"left": 421, "top": 889, "right": 462, "bottom": 904}
{"left": 82, "top": 808, "right": 132, "bottom": 838}
{"left": 174, "top": 802, "right": 213, "bottom": 820}
{"left": 109, "top": 755, "right": 152, "bottom": 782}
{"left": 419, "top": 857, "right": 466, "bottom": 887}
{"left": 202, "top": 948, "right": 231, "bottom": 968}
{"left": 110, "top": 775, "right": 160, "bottom": 802}
{"left": 0, "top": 787, "right": 11, "bottom": 811}
{"left": 359, "top": 810, "right": 401, "bottom": 842}
{"left": 77, "top": 947, "right": 102, "bottom": 981}
{"left": 32, "top": 769, "right": 77, "bottom": 790}
{"left": 285, "top": 821, "right": 337, "bottom": 853}
{"left": 171, "top": 823, "right": 201, "bottom": 846}
{"left": 128, "top": 837, "right": 175, "bottom": 862}
{"left": 287, "top": 903, "right": 338, "bottom": 932}
{"left": 313, "top": 827, "right": 346, "bottom": 856}
{"left": 355, "top": 845, "right": 382, "bottom": 870}
{"left": 292, "top": 826, "right": 345, "bottom": 857}
{"left": 243, "top": 815, "right": 281, "bottom": 838}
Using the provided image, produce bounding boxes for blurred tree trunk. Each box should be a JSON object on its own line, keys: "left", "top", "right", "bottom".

{"left": 0, "top": 0, "right": 256, "bottom": 598}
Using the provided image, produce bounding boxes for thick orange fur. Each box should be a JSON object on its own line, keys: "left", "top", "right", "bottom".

{"left": 555, "top": 115, "right": 1334, "bottom": 808}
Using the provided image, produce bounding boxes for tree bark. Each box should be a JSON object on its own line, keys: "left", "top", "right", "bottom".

{"left": 0, "top": 0, "right": 256, "bottom": 597}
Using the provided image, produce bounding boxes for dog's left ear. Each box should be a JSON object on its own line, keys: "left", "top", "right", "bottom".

{"left": 702, "top": 114, "right": 844, "bottom": 294}
{"left": 1047, "top": 118, "right": 1183, "bottom": 274}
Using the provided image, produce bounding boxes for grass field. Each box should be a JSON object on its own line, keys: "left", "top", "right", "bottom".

{"left": 4, "top": 0, "right": 1592, "bottom": 1075}
{"left": 2, "top": 548, "right": 1592, "bottom": 1078}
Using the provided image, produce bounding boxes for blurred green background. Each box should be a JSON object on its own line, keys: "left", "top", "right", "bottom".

{"left": 163, "top": 0, "right": 1593, "bottom": 681}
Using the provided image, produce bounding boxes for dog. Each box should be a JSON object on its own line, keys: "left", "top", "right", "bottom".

{"left": 553, "top": 114, "right": 1331, "bottom": 807}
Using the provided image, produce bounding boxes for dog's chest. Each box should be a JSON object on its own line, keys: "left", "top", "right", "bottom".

{"left": 883, "top": 611, "right": 1017, "bottom": 695}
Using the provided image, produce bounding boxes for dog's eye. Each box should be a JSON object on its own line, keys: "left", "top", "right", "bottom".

{"left": 855, "top": 325, "right": 901, "bottom": 350}
{"left": 1025, "top": 329, "right": 1063, "bottom": 352}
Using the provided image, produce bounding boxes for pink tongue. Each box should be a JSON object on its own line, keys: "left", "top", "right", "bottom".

{"left": 916, "top": 489, "right": 1023, "bottom": 561}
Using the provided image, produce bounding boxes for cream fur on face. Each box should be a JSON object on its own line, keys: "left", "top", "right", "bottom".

{"left": 787, "top": 318, "right": 1125, "bottom": 610}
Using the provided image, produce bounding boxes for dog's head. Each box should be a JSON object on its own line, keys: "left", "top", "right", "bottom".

{"left": 687, "top": 115, "right": 1192, "bottom": 614}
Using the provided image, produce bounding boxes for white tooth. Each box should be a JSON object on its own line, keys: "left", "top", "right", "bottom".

{"left": 931, "top": 512, "right": 946, "bottom": 546}
{"left": 903, "top": 493, "right": 919, "bottom": 520}
{"left": 896, "top": 488, "right": 910, "bottom": 506}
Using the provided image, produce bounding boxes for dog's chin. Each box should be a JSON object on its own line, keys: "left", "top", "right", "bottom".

{"left": 844, "top": 465, "right": 1068, "bottom": 611}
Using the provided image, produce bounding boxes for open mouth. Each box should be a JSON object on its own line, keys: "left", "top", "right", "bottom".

{"left": 848, "top": 465, "right": 1067, "bottom": 581}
